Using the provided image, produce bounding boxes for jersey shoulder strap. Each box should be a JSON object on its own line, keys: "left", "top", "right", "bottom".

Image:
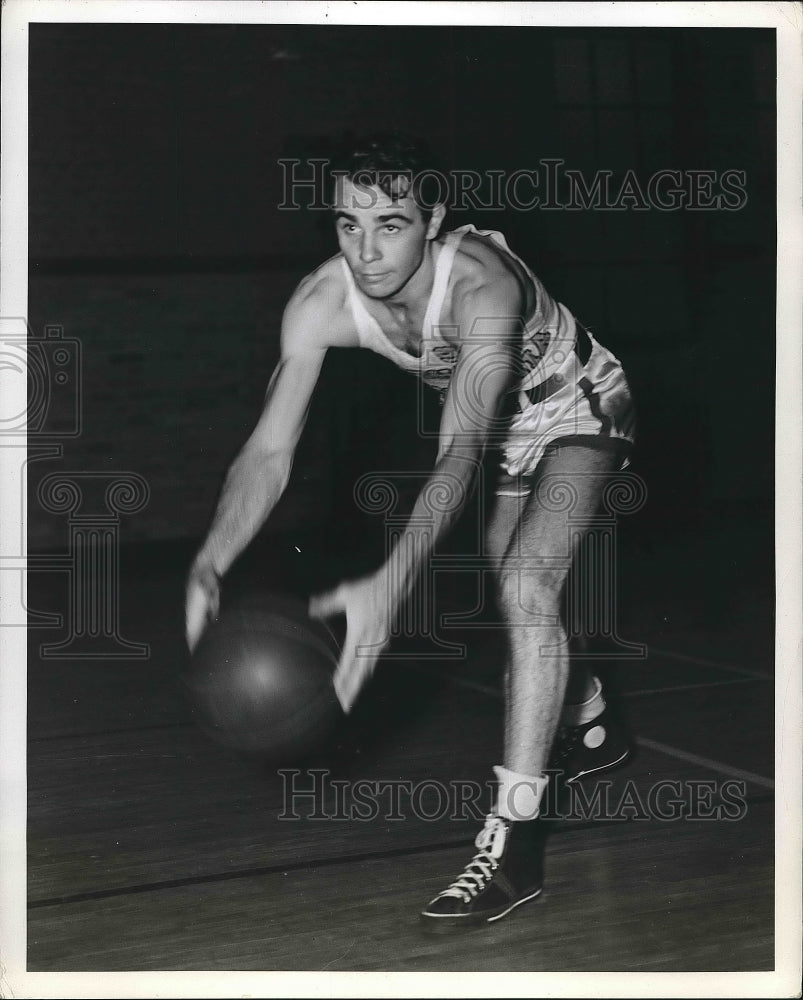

{"left": 423, "top": 230, "right": 467, "bottom": 337}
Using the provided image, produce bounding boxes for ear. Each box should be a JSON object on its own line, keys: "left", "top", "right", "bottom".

{"left": 425, "top": 203, "right": 446, "bottom": 240}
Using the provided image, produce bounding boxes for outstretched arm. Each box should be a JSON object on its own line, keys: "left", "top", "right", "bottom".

{"left": 186, "top": 289, "right": 329, "bottom": 650}
{"left": 311, "top": 279, "right": 523, "bottom": 710}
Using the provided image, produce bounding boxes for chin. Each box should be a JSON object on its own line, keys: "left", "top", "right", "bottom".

{"left": 361, "top": 279, "right": 399, "bottom": 299}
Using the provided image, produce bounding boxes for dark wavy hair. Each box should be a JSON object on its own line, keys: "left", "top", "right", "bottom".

{"left": 327, "top": 132, "right": 444, "bottom": 221}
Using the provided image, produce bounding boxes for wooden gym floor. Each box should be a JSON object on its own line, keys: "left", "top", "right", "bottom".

{"left": 21, "top": 507, "right": 781, "bottom": 986}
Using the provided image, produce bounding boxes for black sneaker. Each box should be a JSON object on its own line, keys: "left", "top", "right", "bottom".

{"left": 419, "top": 814, "right": 547, "bottom": 931}
{"left": 548, "top": 705, "right": 631, "bottom": 784}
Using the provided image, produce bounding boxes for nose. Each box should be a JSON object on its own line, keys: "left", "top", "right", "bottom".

{"left": 359, "top": 235, "right": 381, "bottom": 264}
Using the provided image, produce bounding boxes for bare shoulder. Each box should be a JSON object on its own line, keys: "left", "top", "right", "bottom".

{"left": 281, "top": 256, "right": 357, "bottom": 355}
{"left": 449, "top": 231, "right": 526, "bottom": 321}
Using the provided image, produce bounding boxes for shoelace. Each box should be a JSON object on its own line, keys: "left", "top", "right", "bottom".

{"left": 436, "top": 814, "right": 507, "bottom": 902}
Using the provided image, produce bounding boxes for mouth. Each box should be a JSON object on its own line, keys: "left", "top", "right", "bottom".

{"left": 361, "top": 272, "right": 390, "bottom": 284}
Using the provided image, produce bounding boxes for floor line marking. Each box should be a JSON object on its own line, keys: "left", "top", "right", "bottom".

{"left": 634, "top": 736, "right": 775, "bottom": 790}
{"left": 644, "top": 645, "right": 772, "bottom": 679}
{"left": 434, "top": 676, "right": 501, "bottom": 699}
{"left": 426, "top": 668, "right": 775, "bottom": 790}
{"left": 26, "top": 838, "right": 475, "bottom": 910}
{"left": 622, "top": 677, "right": 763, "bottom": 698}
{"left": 28, "top": 793, "right": 776, "bottom": 911}
{"left": 426, "top": 670, "right": 764, "bottom": 704}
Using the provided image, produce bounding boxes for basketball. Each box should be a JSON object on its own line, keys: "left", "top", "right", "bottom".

{"left": 183, "top": 590, "right": 343, "bottom": 759}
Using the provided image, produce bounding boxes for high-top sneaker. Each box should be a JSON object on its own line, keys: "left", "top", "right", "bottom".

{"left": 419, "top": 813, "right": 548, "bottom": 931}
{"left": 548, "top": 705, "right": 632, "bottom": 784}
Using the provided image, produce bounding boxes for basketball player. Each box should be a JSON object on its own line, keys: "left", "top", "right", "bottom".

{"left": 186, "top": 135, "right": 636, "bottom": 929}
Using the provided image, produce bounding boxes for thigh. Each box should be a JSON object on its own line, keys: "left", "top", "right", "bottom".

{"left": 493, "top": 441, "right": 627, "bottom": 570}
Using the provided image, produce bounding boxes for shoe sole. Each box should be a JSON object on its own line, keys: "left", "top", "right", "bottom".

{"left": 565, "top": 747, "right": 632, "bottom": 784}
{"left": 419, "top": 887, "right": 543, "bottom": 934}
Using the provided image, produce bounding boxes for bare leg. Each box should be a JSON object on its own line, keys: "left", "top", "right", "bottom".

{"left": 486, "top": 444, "right": 622, "bottom": 775}
{"left": 486, "top": 474, "right": 599, "bottom": 716}
{"left": 420, "top": 444, "right": 626, "bottom": 928}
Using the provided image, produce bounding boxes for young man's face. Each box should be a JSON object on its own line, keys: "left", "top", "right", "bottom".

{"left": 333, "top": 177, "right": 443, "bottom": 299}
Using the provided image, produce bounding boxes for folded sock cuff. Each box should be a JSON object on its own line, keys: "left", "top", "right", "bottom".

{"left": 493, "top": 765, "right": 549, "bottom": 821}
{"left": 561, "top": 676, "right": 605, "bottom": 727}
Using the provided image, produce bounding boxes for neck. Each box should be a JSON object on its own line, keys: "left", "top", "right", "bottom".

{"left": 383, "top": 241, "right": 438, "bottom": 311}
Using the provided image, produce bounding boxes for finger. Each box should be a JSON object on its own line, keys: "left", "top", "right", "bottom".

{"left": 332, "top": 635, "right": 359, "bottom": 712}
{"left": 336, "top": 660, "right": 373, "bottom": 714}
{"left": 185, "top": 617, "right": 202, "bottom": 653}
{"left": 333, "top": 666, "right": 360, "bottom": 714}
{"left": 333, "top": 644, "right": 374, "bottom": 714}
{"left": 185, "top": 612, "right": 206, "bottom": 652}
{"left": 185, "top": 585, "right": 216, "bottom": 652}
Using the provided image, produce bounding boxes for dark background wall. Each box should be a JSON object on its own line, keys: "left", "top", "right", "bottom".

{"left": 27, "top": 25, "right": 775, "bottom": 572}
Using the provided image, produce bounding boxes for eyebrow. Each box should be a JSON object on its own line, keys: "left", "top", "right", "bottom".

{"left": 334, "top": 210, "right": 414, "bottom": 224}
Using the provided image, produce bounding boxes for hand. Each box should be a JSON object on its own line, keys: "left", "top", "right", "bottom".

{"left": 185, "top": 560, "right": 221, "bottom": 652}
{"left": 309, "top": 575, "right": 391, "bottom": 713}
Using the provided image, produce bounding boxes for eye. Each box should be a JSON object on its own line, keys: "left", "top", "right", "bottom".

{"left": 383, "top": 224, "right": 400, "bottom": 234}
{"left": 339, "top": 222, "right": 359, "bottom": 234}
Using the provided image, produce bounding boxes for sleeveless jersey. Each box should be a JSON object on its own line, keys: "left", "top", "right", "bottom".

{"left": 340, "top": 224, "right": 635, "bottom": 477}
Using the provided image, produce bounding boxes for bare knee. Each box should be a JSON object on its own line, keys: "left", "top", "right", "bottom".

{"left": 496, "top": 561, "right": 565, "bottom": 622}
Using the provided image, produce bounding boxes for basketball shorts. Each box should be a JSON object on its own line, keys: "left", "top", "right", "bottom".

{"left": 497, "top": 323, "right": 636, "bottom": 498}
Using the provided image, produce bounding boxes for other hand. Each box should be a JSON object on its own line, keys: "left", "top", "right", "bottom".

{"left": 309, "top": 575, "right": 391, "bottom": 713}
{"left": 185, "top": 561, "right": 221, "bottom": 652}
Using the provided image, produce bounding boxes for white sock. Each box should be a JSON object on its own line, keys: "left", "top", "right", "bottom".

{"left": 493, "top": 765, "right": 549, "bottom": 822}
{"left": 561, "top": 675, "right": 605, "bottom": 727}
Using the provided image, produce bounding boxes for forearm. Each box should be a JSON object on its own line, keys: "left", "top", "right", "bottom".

{"left": 192, "top": 447, "right": 291, "bottom": 577}
{"left": 377, "top": 448, "right": 478, "bottom": 618}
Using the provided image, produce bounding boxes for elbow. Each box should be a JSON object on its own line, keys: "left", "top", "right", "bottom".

{"left": 266, "top": 449, "right": 294, "bottom": 496}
